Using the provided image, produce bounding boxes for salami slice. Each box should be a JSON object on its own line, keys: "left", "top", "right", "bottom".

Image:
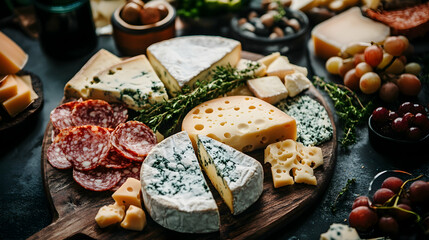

{"left": 100, "top": 149, "right": 132, "bottom": 169}
{"left": 47, "top": 142, "right": 72, "bottom": 169}
{"left": 111, "top": 103, "right": 128, "bottom": 127}
{"left": 59, "top": 126, "right": 111, "bottom": 171}
{"left": 50, "top": 101, "right": 79, "bottom": 130}
{"left": 71, "top": 99, "right": 114, "bottom": 128}
{"left": 111, "top": 162, "right": 142, "bottom": 191}
{"left": 111, "top": 121, "right": 156, "bottom": 162}
{"left": 73, "top": 167, "right": 121, "bottom": 191}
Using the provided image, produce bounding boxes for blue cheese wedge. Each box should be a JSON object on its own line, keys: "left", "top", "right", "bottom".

{"left": 320, "top": 223, "right": 361, "bottom": 240}
{"left": 196, "top": 135, "right": 263, "bottom": 215}
{"left": 87, "top": 55, "right": 168, "bottom": 110}
{"left": 147, "top": 36, "right": 241, "bottom": 95}
{"left": 140, "top": 131, "right": 219, "bottom": 233}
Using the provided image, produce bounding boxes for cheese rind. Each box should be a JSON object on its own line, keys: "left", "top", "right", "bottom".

{"left": 247, "top": 76, "right": 288, "bottom": 104}
{"left": 112, "top": 178, "right": 142, "bottom": 209}
{"left": 0, "top": 75, "right": 18, "bottom": 102}
{"left": 141, "top": 131, "right": 220, "bottom": 233}
{"left": 196, "top": 135, "right": 263, "bottom": 215}
{"left": 2, "top": 75, "right": 33, "bottom": 117}
{"left": 0, "top": 31, "right": 28, "bottom": 75}
{"left": 147, "top": 36, "right": 241, "bottom": 95}
{"left": 95, "top": 203, "right": 125, "bottom": 228}
{"left": 120, "top": 205, "right": 147, "bottom": 231}
{"left": 182, "top": 96, "right": 297, "bottom": 152}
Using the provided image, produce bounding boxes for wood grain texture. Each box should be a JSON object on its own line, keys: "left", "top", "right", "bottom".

{"left": 31, "top": 52, "right": 337, "bottom": 240}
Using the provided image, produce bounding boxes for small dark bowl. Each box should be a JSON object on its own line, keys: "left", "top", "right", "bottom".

{"left": 230, "top": 8, "right": 309, "bottom": 55}
{"left": 368, "top": 115, "right": 429, "bottom": 158}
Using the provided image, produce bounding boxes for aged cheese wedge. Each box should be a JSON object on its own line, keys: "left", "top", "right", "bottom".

{"left": 2, "top": 75, "right": 33, "bottom": 117}
{"left": 87, "top": 55, "right": 168, "bottom": 110}
{"left": 182, "top": 96, "right": 297, "bottom": 152}
{"left": 120, "top": 205, "right": 147, "bottom": 231}
{"left": 266, "top": 56, "right": 295, "bottom": 79}
{"left": 95, "top": 203, "right": 125, "bottom": 228}
{"left": 140, "top": 131, "right": 219, "bottom": 233}
{"left": 312, "top": 7, "right": 390, "bottom": 59}
{"left": 0, "top": 31, "right": 28, "bottom": 75}
{"left": 196, "top": 134, "right": 263, "bottom": 215}
{"left": 112, "top": 178, "right": 142, "bottom": 209}
{"left": 18, "top": 75, "right": 38, "bottom": 100}
{"left": 64, "top": 49, "right": 121, "bottom": 98}
{"left": 284, "top": 72, "right": 311, "bottom": 97}
{"left": 147, "top": 36, "right": 241, "bottom": 95}
{"left": 0, "top": 75, "right": 18, "bottom": 102}
{"left": 257, "top": 52, "right": 280, "bottom": 67}
{"left": 246, "top": 76, "right": 288, "bottom": 104}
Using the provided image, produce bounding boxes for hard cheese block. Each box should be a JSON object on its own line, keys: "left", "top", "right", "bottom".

{"left": 182, "top": 96, "right": 297, "bottom": 152}
{"left": 140, "top": 131, "right": 219, "bottom": 233}
{"left": 147, "top": 36, "right": 241, "bottom": 95}
{"left": 112, "top": 178, "right": 142, "bottom": 209}
{"left": 120, "top": 205, "right": 147, "bottom": 231}
{"left": 196, "top": 135, "right": 263, "bottom": 215}
{"left": 0, "top": 31, "right": 28, "bottom": 75}
{"left": 246, "top": 76, "right": 288, "bottom": 105}
{"left": 95, "top": 203, "right": 125, "bottom": 228}
{"left": 2, "top": 75, "right": 33, "bottom": 117}
{"left": 312, "top": 7, "right": 390, "bottom": 59}
{"left": 0, "top": 75, "right": 18, "bottom": 102}
{"left": 87, "top": 55, "right": 168, "bottom": 110}
{"left": 64, "top": 49, "right": 121, "bottom": 99}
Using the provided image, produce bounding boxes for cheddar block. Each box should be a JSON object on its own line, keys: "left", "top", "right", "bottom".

{"left": 112, "top": 178, "right": 142, "bottom": 209}
{"left": 284, "top": 72, "right": 311, "bottom": 97}
{"left": 311, "top": 7, "right": 390, "bottom": 59}
{"left": 236, "top": 59, "right": 266, "bottom": 77}
{"left": 246, "top": 76, "right": 288, "bottom": 104}
{"left": 0, "top": 75, "right": 18, "bottom": 102}
{"left": 0, "top": 31, "right": 28, "bottom": 75}
{"left": 95, "top": 203, "right": 125, "bottom": 228}
{"left": 18, "top": 75, "right": 38, "bottom": 100}
{"left": 257, "top": 52, "right": 280, "bottom": 67}
{"left": 182, "top": 96, "right": 297, "bottom": 152}
{"left": 120, "top": 205, "right": 147, "bottom": 231}
{"left": 2, "top": 75, "right": 33, "bottom": 117}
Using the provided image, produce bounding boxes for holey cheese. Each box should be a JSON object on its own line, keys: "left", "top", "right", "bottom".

{"left": 182, "top": 96, "right": 297, "bottom": 152}
{"left": 140, "top": 131, "right": 219, "bottom": 233}
{"left": 196, "top": 135, "right": 263, "bottom": 215}
{"left": 147, "top": 36, "right": 241, "bottom": 95}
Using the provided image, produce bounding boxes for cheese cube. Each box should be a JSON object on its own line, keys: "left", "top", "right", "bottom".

{"left": 246, "top": 76, "right": 288, "bottom": 104}
{"left": 2, "top": 75, "right": 32, "bottom": 117}
{"left": 0, "top": 31, "right": 28, "bottom": 75}
{"left": 0, "top": 75, "right": 18, "bottom": 102}
{"left": 266, "top": 56, "right": 295, "bottom": 80}
{"left": 284, "top": 73, "right": 311, "bottom": 97}
{"left": 257, "top": 52, "right": 280, "bottom": 68}
{"left": 95, "top": 203, "right": 125, "bottom": 228}
{"left": 112, "top": 178, "right": 142, "bottom": 209}
{"left": 120, "top": 205, "right": 147, "bottom": 231}
{"left": 236, "top": 59, "right": 267, "bottom": 77}
{"left": 17, "top": 75, "right": 38, "bottom": 100}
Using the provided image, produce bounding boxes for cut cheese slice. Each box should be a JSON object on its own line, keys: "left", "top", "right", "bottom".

{"left": 236, "top": 59, "right": 266, "bottom": 77}
{"left": 266, "top": 56, "right": 295, "bottom": 80}
{"left": 196, "top": 134, "right": 263, "bottom": 215}
{"left": 182, "top": 96, "right": 297, "bottom": 152}
{"left": 284, "top": 72, "right": 311, "bottom": 97}
{"left": 87, "top": 55, "right": 168, "bottom": 110}
{"left": 147, "top": 36, "right": 241, "bottom": 95}
{"left": 247, "top": 76, "right": 288, "bottom": 104}
{"left": 0, "top": 31, "right": 28, "bottom": 75}
{"left": 2, "top": 75, "right": 33, "bottom": 117}
{"left": 112, "top": 178, "right": 142, "bottom": 209}
{"left": 64, "top": 49, "right": 121, "bottom": 99}
{"left": 0, "top": 75, "right": 18, "bottom": 103}
{"left": 120, "top": 205, "right": 147, "bottom": 231}
{"left": 311, "top": 7, "right": 390, "bottom": 59}
{"left": 17, "top": 75, "right": 38, "bottom": 100}
{"left": 95, "top": 203, "right": 125, "bottom": 228}
{"left": 257, "top": 52, "right": 280, "bottom": 68}
{"left": 140, "top": 131, "right": 219, "bottom": 233}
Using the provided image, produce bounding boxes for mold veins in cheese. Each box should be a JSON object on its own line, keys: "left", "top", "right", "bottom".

{"left": 140, "top": 131, "right": 220, "bottom": 233}
{"left": 182, "top": 96, "right": 297, "bottom": 152}
{"left": 147, "top": 36, "right": 241, "bottom": 95}
{"left": 311, "top": 7, "right": 390, "bottom": 59}
{"left": 196, "top": 135, "right": 263, "bottom": 215}
{"left": 0, "top": 31, "right": 28, "bottom": 75}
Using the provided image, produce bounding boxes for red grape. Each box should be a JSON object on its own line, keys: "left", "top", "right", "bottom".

{"left": 392, "top": 117, "right": 409, "bottom": 133}
{"left": 388, "top": 111, "right": 399, "bottom": 121}
{"left": 338, "top": 59, "right": 355, "bottom": 77}
{"left": 394, "top": 204, "right": 414, "bottom": 222}
{"left": 355, "top": 62, "right": 373, "bottom": 78}
{"left": 406, "top": 127, "right": 422, "bottom": 140}
{"left": 403, "top": 112, "right": 415, "bottom": 125}
{"left": 348, "top": 206, "right": 378, "bottom": 232}
{"left": 352, "top": 196, "right": 370, "bottom": 209}
{"left": 398, "top": 102, "right": 413, "bottom": 116}
{"left": 343, "top": 69, "right": 360, "bottom": 91}
{"left": 384, "top": 36, "right": 407, "bottom": 56}
{"left": 412, "top": 104, "right": 427, "bottom": 115}
{"left": 373, "top": 188, "right": 395, "bottom": 205}
{"left": 378, "top": 216, "right": 399, "bottom": 236}
{"left": 364, "top": 45, "right": 383, "bottom": 67}
{"left": 414, "top": 113, "right": 429, "bottom": 132}
{"left": 372, "top": 107, "right": 389, "bottom": 123}
{"left": 354, "top": 53, "right": 365, "bottom": 66}
{"left": 397, "top": 74, "right": 422, "bottom": 96}
{"left": 381, "top": 177, "right": 404, "bottom": 193}
{"left": 409, "top": 180, "right": 429, "bottom": 204}
{"left": 379, "top": 82, "right": 399, "bottom": 103}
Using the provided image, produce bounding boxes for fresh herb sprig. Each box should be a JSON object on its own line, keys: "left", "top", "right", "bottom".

{"left": 134, "top": 63, "right": 260, "bottom": 136}
{"left": 313, "top": 76, "right": 374, "bottom": 148}
{"left": 331, "top": 178, "right": 355, "bottom": 213}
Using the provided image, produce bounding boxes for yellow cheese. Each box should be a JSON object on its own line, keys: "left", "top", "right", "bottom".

{"left": 236, "top": 59, "right": 266, "bottom": 77}
{"left": 246, "top": 76, "right": 288, "bottom": 104}
{"left": 95, "top": 203, "right": 125, "bottom": 228}
{"left": 266, "top": 56, "right": 295, "bottom": 80}
{"left": 182, "top": 96, "right": 297, "bottom": 152}
{"left": 0, "top": 31, "right": 28, "bottom": 75}
{"left": 112, "top": 178, "right": 142, "bottom": 209}
{"left": 257, "top": 52, "right": 280, "bottom": 67}
{"left": 0, "top": 75, "right": 18, "bottom": 102}
{"left": 17, "top": 75, "right": 38, "bottom": 100}
{"left": 2, "top": 75, "right": 32, "bottom": 117}
{"left": 312, "top": 7, "right": 390, "bottom": 59}
{"left": 120, "top": 205, "right": 147, "bottom": 231}
{"left": 362, "top": 0, "right": 380, "bottom": 9}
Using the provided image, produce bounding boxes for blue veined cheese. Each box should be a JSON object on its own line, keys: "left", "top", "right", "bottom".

{"left": 147, "top": 36, "right": 241, "bottom": 96}
{"left": 196, "top": 134, "right": 263, "bottom": 215}
{"left": 276, "top": 95, "right": 333, "bottom": 146}
{"left": 87, "top": 55, "right": 168, "bottom": 110}
{"left": 140, "top": 131, "right": 219, "bottom": 233}
{"left": 320, "top": 223, "right": 361, "bottom": 240}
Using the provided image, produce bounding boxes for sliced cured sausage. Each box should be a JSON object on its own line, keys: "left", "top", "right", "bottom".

{"left": 73, "top": 167, "right": 121, "bottom": 191}
{"left": 111, "top": 103, "right": 128, "bottom": 127}
{"left": 71, "top": 99, "right": 114, "bottom": 128}
{"left": 50, "top": 101, "right": 79, "bottom": 130}
{"left": 100, "top": 149, "right": 132, "bottom": 169}
{"left": 47, "top": 142, "right": 72, "bottom": 169}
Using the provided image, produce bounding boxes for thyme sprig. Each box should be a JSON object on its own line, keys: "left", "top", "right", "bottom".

{"left": 313, "top": 76, "right": 374, "bottom": 148}
{"left": 331, "top": 178, "right": 355, "bottom": 213}
{"left": 134, "top": 63, "right": 260, "bottom": 136}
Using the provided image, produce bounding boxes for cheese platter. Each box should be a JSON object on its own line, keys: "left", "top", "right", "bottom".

{"left": 32, "top": 40, "right": 337, "bottom": 239}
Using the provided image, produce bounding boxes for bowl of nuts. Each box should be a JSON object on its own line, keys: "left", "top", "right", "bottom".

{"left": 230, "top": 4, "right": 309, "bottom": 54}
{"left": 111, "top": 0, "right": 176, "bottom": 56}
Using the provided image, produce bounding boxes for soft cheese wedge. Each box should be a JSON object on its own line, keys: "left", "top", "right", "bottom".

{"left": 87, "top": 55, "right": 168, "bottom": 110}
{"left": 147, "top": 36, "right": 241, "bottom": 95}
{"left": 196, "top": 135, "right": 263, "bottom": 215}
{"left": 140, "top": 131, "right": 219, "bottom": 233}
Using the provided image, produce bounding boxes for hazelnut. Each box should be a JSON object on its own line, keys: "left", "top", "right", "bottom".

{"left": 121, "top": 2, "right": 143, "bottom": 25}
{"left": 140, "top": 7, "right": 161, "bottom": 25}
{"left": 156, "top": 4, "right": 169, "bottom": 19}
{"left": 260, "top": 13, "right": 274, "bottom": 28}
{"left": 287, "top": 18, "right": 300, "bottom": 32}
{"left": 273, "top": 27, "right": 284, "bottom": 37}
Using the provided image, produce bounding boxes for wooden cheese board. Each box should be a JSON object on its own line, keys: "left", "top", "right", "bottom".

{"left": 31, "top": 52, "right": 337, "bottom": 240}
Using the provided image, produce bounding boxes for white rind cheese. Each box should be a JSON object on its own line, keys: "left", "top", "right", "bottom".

{"left": 147, "top": 36, "right": 241, "bottom": 95}
{"left": 140, "top": 131, "right": 219, "bottom": 233}
{"left": 320, "top": 223, "right": 361, "bottom": 240}
{"left": 196, "top": 135, "right": 263, "bottom": 215}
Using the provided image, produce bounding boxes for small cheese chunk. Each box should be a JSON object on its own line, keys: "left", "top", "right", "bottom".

{"left": 320, "top": 223, "right": 361, "bottom": 240}
{"left": 95, "top": 203, "right": 125, "bottom": 228}
{"left": 257, "top": 52, "right": 280, "bottom": 67}
{"left": 236, "top": 59, "right": 266, "bottom": 77}
{"left": 290, "top": 0, "right": 317, "bottom": 12}
{"left": 266, "top": 56, "right": 295, "bottom": 79}
{"left": 247, "top": 76, "right": 288, "bottom": 104}
{"left": 284, "top": 73, "right": 311, "bottom": 97}
{"left": 17, "top": 75, "right": 38, "bottom": 100}
{"left": 112, "top": 178, "right": 142, "bottom": 209}
{"left": 120, "top": 205, "right": 147, "bottom": 231}
{"left": 0, "top": 31, "right": 28, "bottom": 75}
{"left": 182, "top": 96, "right": 297, "bottom": 152}
{"left": 0, "top": 75, "right": 18, "bottom": 102}
{"left": 2, "top": 75, "right": 32, "bottom": 117}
